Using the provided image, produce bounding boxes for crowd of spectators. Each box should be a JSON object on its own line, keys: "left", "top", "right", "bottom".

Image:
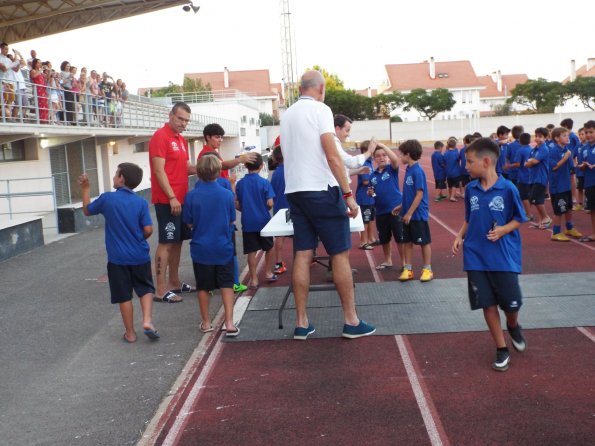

{"left": 0, "top": 42, "right": 129, "bottom": 127}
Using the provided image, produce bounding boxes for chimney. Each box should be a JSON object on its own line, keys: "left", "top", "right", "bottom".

{"left": 570, "top": 60, "right": 576, "bottom": 82}
{"left": 587, "top": 58, "right": 595, "bottom": 71}
{"left": 223, "top": 66, "right": 230, "bottom": 88}
{"left": 497, "top": 70, "right": 502, "bottom": 92}
{"left": 429, "top": 57, "right": 435, "bottom": 79}
{"left": 367, "top": 87, "right": 372, "bottom": 98}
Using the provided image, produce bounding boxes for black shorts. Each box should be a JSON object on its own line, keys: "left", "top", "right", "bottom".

{"left": 517, "top": 182, "right": 531, "bottom": 201}
{"left": 577, "top": 176, "right": 584, "bottom": 191}
{"left": 376, "top": 213, "right": 404, "bottom": 244}
{"left": 529, "top": 183, "right": 546, "bottom": 205}
{"left": 461, "top": 174, "right": 472, "bottom": 186}
{"left": 584, "top": 186, "right": 595, "bottom": 211}
{"left": 155, "top": 203, "right": 192, "bottom": 243}
{"left": 447, "top": 176, "right": 460, "bottom": 189}
{"left": 361, "top": 205, "right": 376, "bottom": 223}
{"left": 550, "top": 190, "right": 572, "bottom": 215}
{"left": 193, "top": 260, "right": 234, "bottom": 291}
{"left": 242, "top": 231, "right": 274, "bottom": 254}
{"left": 467, "top": 270, "right": 523, "bottom": 312}
{"left": 401, "top": 220, "right": 431, "bottom": 245}
{"left": 107, "top": 261, "right": 155, "bottom": 304}
{"left": 508, "top": 177, "right": 518, "bottom": 188}
{"left": 434, "top": 178, "right": 447, "bottom": 190}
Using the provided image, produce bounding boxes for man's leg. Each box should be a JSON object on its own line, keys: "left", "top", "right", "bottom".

{"left": 154, "top": 242, "right": 182, "bottom": 301}
{"left": 166, "top": 241, "right": 183, "bottom": 290}
{"left": 331, "top": 250, "right": 359, "bottom": 326}
{"left": 293, "top": 249, "right": 313, "bottom": 328}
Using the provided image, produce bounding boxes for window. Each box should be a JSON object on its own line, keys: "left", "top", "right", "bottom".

{"left": 240, "top": 127, "right": 246, "bottom": 136}
{"left": 134, "top": 142, "right": 146, "bottom": 153}
{"left": 0, "top": 141, "right": 25, "bottom": 162}
{"left": 241, "top": 115, "right": 247, "bottom": 123}
{"left": 249, "top": 117, "right": 255, "bottom": 125}
{"left": 256, "top": 129, "right": 260, "bottom": 136}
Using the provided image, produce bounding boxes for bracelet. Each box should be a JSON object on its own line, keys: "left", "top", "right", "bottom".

{"left": 168, "top": 195, "right": 176, "bottom": 200}
{"left": 342, "top": 191, "right": 353, "bottom": 199}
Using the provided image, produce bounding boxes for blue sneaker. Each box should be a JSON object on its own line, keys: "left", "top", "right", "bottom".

{"left": 293, "top": 323, "right": 315, "bottom": 340}
{"left": 342, "top": 320, "right": 376, "bottom": 339}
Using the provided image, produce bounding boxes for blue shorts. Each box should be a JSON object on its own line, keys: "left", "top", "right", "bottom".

{"left": 361, "top": 205, "right": 376, "bottom": 223}
{"left": 286, "top": 186, "right": 350, "bottom": 255}
{"left": 467, "top": 270, "right": 523, "bottom": 312}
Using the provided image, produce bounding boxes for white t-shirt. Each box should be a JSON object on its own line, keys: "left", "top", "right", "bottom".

{"left": 335, "top": 135, "right": 366, "bottom": 179}
{"left": 281, "top": 96, "right": 337, "bottom": 193}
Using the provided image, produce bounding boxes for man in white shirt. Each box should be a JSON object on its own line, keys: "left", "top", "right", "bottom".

{"left": 334, "top": 114, "right": 374, "bottom": 182}
{"left": 280, "top": 70, "right": 376, "bottom": 340}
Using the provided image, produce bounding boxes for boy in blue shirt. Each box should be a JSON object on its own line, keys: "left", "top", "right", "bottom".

{"left": 548, "top": 127, "right": 582, "bottom": 241}
{"left": 496, "top": 125, "right": 511, "bottom": 178}
{"left": 398, "top": 140, "right": 433, "bottom": 282}
{"left": 511, "top": 133, "right": 534, "bottom": 221}
{"left": 444, "top": 136, "right": 461, "bottom": 202}
{"left": 452, "top": 137, "right": 528, "bottom": 372}
{"left": 270, "top": 145, "right": 289, "bottom": 274}
{"left": 574, "top": 127, "right": 586, "bottom": 211}
{"left": 577, "top": 120, "right": 595, "bottom": 243}
{"left": 356, "top": 140, "right": 377, "bottom": 248}
{"left": 79, "top": 163, "right": 159, "bottom": 343}
{"left": 525, "top": 127, "right": 552, "bottom": 229}
{"left": 459, "top": 134, "right": 474, "bottom": 188}
{"left": 183, "top": 155, "right": 239, "bottom": 336}
{"left": 369, "top": 140, "right": 404, "bottom": 271}
{"left": 504, "top": 125, "right": 523, "bottom": 186}
{"left": 235, "top": 153, "right": 276, "bottom": 289}
{"left": 431, "top": 140, "right": 447, "bottom": 202}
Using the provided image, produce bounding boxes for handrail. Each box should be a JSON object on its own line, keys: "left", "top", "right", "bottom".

{"left": 0, "top": 177, "right": 57, "bottom": 225}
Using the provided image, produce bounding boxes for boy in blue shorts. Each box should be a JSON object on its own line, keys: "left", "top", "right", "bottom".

{"left": 574, "top": 127, "right": 586, "bottom": 211}
{"left": 398, "top": 140, "right": 433, "bottom": 282}
{"left": 235, "top": 153, "right": 277, "bottom": 289}
{"left": 504, "top": 125, "right": 524, "bottom": 186}
{"left": 356, "top": 139, "right": 377, "bottom": 248}
{"left": 182, "top": 155, "right": 239, "bottom": 336}
{"left": 452, "top": 137, "right": 528, "bottom": 372}
{"left": 369, "top": 140, "right": 404, "bottom": 271}
{"left": 496, "top": 125, "right": 511, "bottom": 178}
{"left": 577, "top": 120, "right": 595, "bottom": 243}
{"left": 444, "top": 136, "right": 461, "bottom": 202}
{"left": 548, "top": 127, "right": 582, "bottom": 241}
{"left": 525, "top": 127, "right": 552, "bottom": 229}
{"left": 270, "top": 145, "right": 289, "bottom": 274}
{"left": 431, "top": 140, "right": 447, "bottom": 202}
{"left": 511, "top": 133, "right": 534, "bottom": 220}
{"left": 79, "top": 163, "right": 159, "bottom": 343}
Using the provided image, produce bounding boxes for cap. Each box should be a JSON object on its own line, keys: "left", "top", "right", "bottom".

{"left": 273, "top": 135, "right": 281, "bottom": 148}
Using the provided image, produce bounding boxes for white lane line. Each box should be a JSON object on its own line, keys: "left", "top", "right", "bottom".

{"left": 577, "top": 326, "right": 595, "bottom": 343}
{"left": 429, "top": 213, "right": 459, "bottom": 237}
{"left": 365, "top": 249, "right": 383, "bottom": 283}
{"left": 395, "top": 335, "right": 449, "bottom": 446}
{"left": 161, "top": 336, "right": 226, "bottom": 446}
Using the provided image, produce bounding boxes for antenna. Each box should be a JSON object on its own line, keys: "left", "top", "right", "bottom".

{"left": 280, "top": 0, "right": 297, "bottom": 106}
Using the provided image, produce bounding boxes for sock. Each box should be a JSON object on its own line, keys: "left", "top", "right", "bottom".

{"left": 423, "top": 265, "right": 432, "bottom": 271}
{"left": 566, "top": 222, "right": 574, "bottom": 230}
{"left": 553, "top": 225, "right": 561, "bottom": 235}
{"left": 404, "top": 264, "right": 412, "bottom": 270}
{"left": 233, "top": 255, "right": 239, "bottom": 284}
{"left": 497, "top": 346, "right": 509, "bottom": 352}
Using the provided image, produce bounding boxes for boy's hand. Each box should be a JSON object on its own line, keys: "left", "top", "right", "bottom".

{"left": 487, "top": 226, "right": 504, "bottom": 242}
{"left": 402, "top": 212, "right": 412, "bottom": 225}
{"left": 452, "top": 236, "right": 463, "bottom": 255}
{"left": 390, "top": 204, "right": 402, "bottom": 216}
{"left": 78, "top": 173, "right": 89, "bottom": 189}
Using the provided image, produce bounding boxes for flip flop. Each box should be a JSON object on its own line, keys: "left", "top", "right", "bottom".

{"left": 579, "top": 236, "right": 595, "bottom": 242}
{"left": 122, "top": 334, "right": 136, "bottom": 343}
{"left": 225, "top": 327, "right": 240, "bottom": 338}
{"left": 170, "top": 282, "right": 196, "bottom": 293}
{"left": 143, "top": 328, "right": 160, "bottom": 340}
{"left": 248, "top": 284, "right": 259, "bottom": 290}
{"left": 200, "top": 323, "right": 214, "bottom": 333}
{"left": 375, "top": 263, "right": 393, "bottom": 270}
{"left": 359, "top": 243, "right": 374, "bottom": 250}
{"left": 266, "top": 274, "right": 279, "bottom": 283}
{"left": 153, "top": 290, "right": 183, "bottom": 303}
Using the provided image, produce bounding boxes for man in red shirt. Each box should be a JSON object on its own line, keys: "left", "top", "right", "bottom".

{"left": 150, "top": 102, "right": 197, "bottom": 303}
{"left": 198, "top": 123, "right": 256, "bottom": 176}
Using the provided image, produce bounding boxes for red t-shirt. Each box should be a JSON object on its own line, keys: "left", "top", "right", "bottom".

{"left": 149, "top": 124, "right": 189, "bottom": 204}
{"left": 198, "top": 145, "right": 229, "bottom": 179}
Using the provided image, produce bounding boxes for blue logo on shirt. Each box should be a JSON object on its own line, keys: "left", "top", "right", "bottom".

{"left": 488, "top": 196, "right": 505, "bottom": 212}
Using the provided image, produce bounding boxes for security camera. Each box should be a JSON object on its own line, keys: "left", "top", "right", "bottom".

{"left": 182, "top": 2, "right": 200, "bottom": 13}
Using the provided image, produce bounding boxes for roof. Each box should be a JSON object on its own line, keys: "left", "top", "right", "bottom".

{"left": 184, "top": 69, "right": 278, "bottom": 97}
{"left": 562, "top": 61, "right": 595, "bottom": 83}
{"left": 0, "top": 1, "right": 186, "bottom": 43}
{"left": 478, "top": 74, "right": 529, "bottom": 98}
{"left": 384, "top": 60, "right": 483, "bottom": 92}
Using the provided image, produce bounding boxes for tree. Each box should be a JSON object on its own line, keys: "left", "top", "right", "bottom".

{"left": 564, "top": 76, "right": 595, "bottom": 111}
{"left": 492, "top": 103, "right": 513, "bottom": 116}
{"left": 324, "top": 89, "right": 373, "bottom": 120}
{"left": 403, "top": 88, "right": 455, "bottom": 120}
{"left": 372, "top": 92, "right": 404, "bottom": 119}
{"left": 309, "top": 65, "right": 345, "bottom": 91}
{"left": 507, "top": 78, "right": 565, "bottom": 113}
{"left": 259, "top": 112, "right": 279, "bottom": 126}
{"left": 147, "top": 76, "right": 211, "bottom": 98}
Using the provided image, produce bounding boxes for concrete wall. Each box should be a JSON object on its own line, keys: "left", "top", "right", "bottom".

{"left": 0, "top": 217, "right": 44, "bottom": 262}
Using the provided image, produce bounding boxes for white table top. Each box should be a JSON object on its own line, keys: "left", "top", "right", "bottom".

{"left": 261, "top": 208, "right": 364, "bottom": 237}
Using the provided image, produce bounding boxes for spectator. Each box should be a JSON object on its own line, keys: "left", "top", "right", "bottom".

{"left": 29, "top": 58, "right": 49, "bottom": 124}
{"left": 60, "top": 60, "right": 75, "bottom": 125}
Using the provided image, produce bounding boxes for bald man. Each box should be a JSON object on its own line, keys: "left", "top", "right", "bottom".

{"left": 280, "top": 70, "right": 376, "bottom": 340}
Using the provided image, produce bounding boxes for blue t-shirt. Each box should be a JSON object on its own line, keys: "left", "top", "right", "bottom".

{"left": 548, "top": 144, "right": 571, "bottom": 194}
{"left": 86, "top": 187, "right": 152, "bottom": 265}
{"left": 463, "top": 176, "right": 527, "bottom": 273}
{"left": 444, "top": 149, "right": 460, "bottom": 178}
{"left": 568, "top": 131, "right": 580, "bottom": 153}
{"left": 496, "top": 143, "right": 508, "bottom": 175}
{"left": 575, "top": 143, "right": 585, "bottom": 178}
{"left": 356, "top": 157, "right": 375, "bottom": 206}
{"left": 583, "top": 143, "right": 595, "bottom": 188}
{"left": 183, "top": 181, "right": 235, "bottom": 265}
{"left": 528, "top": 143, "right": 549, "bottom": 186}
{"left": 514, "top": 144, "right": 532, "bottom": 184}
{"left": 270, "top": 164, "right": 289, "bottom": 214}
{"left": 370, "top": 164, "right": 402, "bottom": 215}
{"left": 401, "top": 163, "right": 429, "bottom": 221}
{"left": 506, "top": 141, "right": 521, "bottom": 180}
{"left": 431, "top": 151, "right": 446, "bottom": 181}
{"left": 236, "top": 173, "right": 275, "bottom": 232}
{"left": 459, "top": 146, "right": 468, "bottom": 176}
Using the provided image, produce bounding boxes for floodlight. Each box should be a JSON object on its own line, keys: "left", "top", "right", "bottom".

{"left": 183, "top": 2, "right": 200, "bottom": 13}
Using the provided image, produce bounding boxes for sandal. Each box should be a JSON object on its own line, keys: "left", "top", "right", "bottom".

{"left": 359, "top": 243, "right": 374, "bottom": 250}
{"left": 225, "top": 327, "right": 240, "bottom": 338}
{"left": 375, "top": 263, "right": 393, "bottom": 270}
{"left": 579, "top": 236, "right": 595, "bottom": 243}
{"left": 200, "top": 323, "right": 214, "bottom": 333}
{"left": 170, "top": 282, "right": 196, "bottom": 293}
{"left": 266, "top": 274, "right": 279, "bottom": 283}
{"left": 153, "top": 290, "right": 183, "bottom": 303}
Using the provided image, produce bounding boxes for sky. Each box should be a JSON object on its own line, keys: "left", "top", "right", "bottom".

{"left": 16, "top": 0, "right": 593, "bottom": 94}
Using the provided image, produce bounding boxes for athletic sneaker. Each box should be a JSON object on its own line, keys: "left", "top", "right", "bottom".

{"left": 551, "top": 233, "right": 570, "bottom": 242}
{"left": 399, "top": 269, "right": 414, "bottom": 282}
{"left": 233, "top": 283, "right": 248, "bottom": 293}
{"left": 342, "top": 320, "right": 376, "bottom": 339}
{"left": 492, "top": 348, "right": 510, "bottom": 372}
{"left": 565, "top": 228, "right": 583, "bottom": 238}
{"left": 420, "top": 268, "right": 433, "bottom": 282}
{"left": 572, "top": 203, "right": 583, "bottom": 211}
{"left": 274, "top": 261, "right": 287, "bottom": 274}
{"left": 507, "top": 323, "right": 527, "bottom": 352}
{"left": 294, "top": 323, "right": 316, "bottom": 340}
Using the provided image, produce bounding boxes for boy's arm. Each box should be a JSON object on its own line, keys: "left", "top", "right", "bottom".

{"left": 78, "top": 174, "right": 92, "bottom": 216}
{"left": 403, "top": 189, "right": 423, "bottom": 224}
{"left": 266, "top": 198, "right": 273, "bottom": 210}
{"left": 143, "top": 225, "right": 153, "bottom": 239}
{"left": 452, "top": 221, "right": 468, "bottom": 255}
{"left": 524, "top": 158, "right": 539, "bottom": 167}
{"left": 552, "top": 150, "right": 571, "bottom": 171}
{"left": 379, "top": 142, "right": 399, "bottom": 169}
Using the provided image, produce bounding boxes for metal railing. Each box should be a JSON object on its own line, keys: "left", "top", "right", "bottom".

{"left": 165, "top": 89, "right": 262, "bottom": 111}
{"left": 0, "top": 177, "right": 57, "bottom": 226}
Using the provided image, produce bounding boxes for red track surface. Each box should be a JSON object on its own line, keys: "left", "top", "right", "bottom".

{"left": 148, "top": 147, "right": 595, "bottom": 446}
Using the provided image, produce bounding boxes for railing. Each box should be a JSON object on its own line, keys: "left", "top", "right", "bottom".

{"left": 0, "top": 79, "right": 238, "bottom": 135}
{"left": 165, "top": 89, "right": 261, "bottom": 111}
{"left": 0, "top": 177, "right": 57, "bottom": 227}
